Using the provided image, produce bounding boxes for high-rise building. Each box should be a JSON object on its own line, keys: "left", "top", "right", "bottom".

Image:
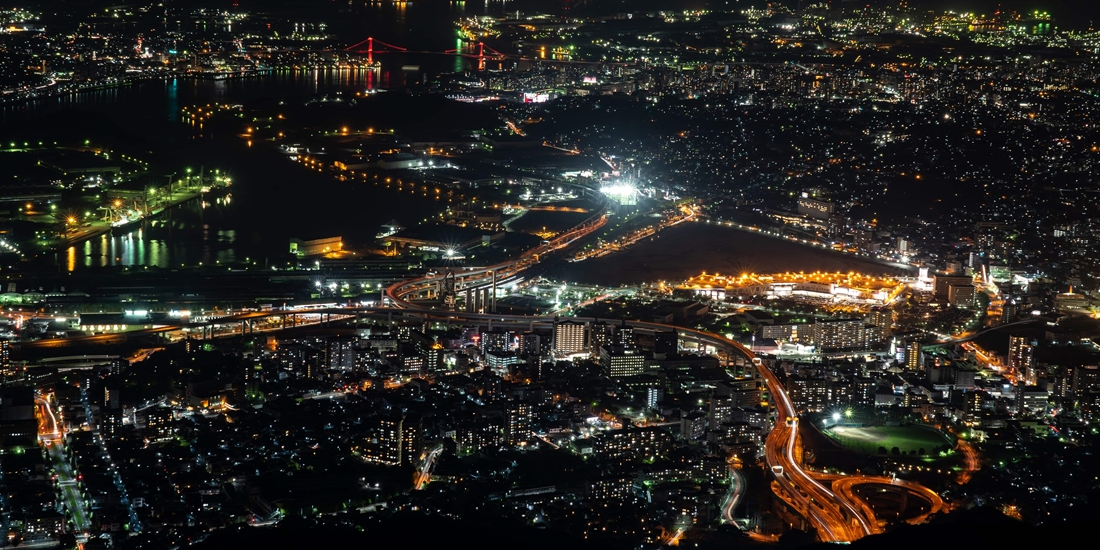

{"left": 652, "top": 331, "right": 678, "bottom": 358}
{"left": 517, "top": 332, "right": 541, "bottom": 354}
{"left": 1015, "top": 385, "right": 1048, "bottom": 415}
{"left": 402, "top": 354, "right": 425, "bottom": 376}
{"left": 954, "top": 369, "right": 977, "bottom": 390}
{"left": 1072, "top": 365, "right": 1100, "bottom": 403}
{"left": 424, "top": 343, "right": 445, "bottom": 373}
{"left": 553, "top": 320, "right": 586, "bottom": 355}
{"left": 962, "top": 391, "right": 984, "bottom": 426}
{"left": 680, "top": 411, "right": 707, "bottom": 441}
{"left": 600, "top": 345, "right": 647, "bottom": 379}
{"left": 709, "top": 395, "right": 735, "bottom": 426}
{"left": 525, "top": 354, "right": 545, "bottom": 381}
{"left": 402, "top": 414, "right": 423, "bottom": 465}
{"left": 587, "top": 475, "right": 636, "bottom": 501}
{"left": 1007, "top": 336, "right": 1034, "bottom": 376}
{"left": 480, "top": 329, "right": 511, "bottom": 354}
{"left": 906, "top": 341, "right": 923, "bottom": 370}
{"left": 103, "top": 376, "right": 121, "bottom": 411}
{"left": 715, "top": 379, "right": 762, "bottom": 407}
{"left": 850, "top": 377, "right": 877, "bottom": 408}
{"left": 1001, "top": 298, "right": 1019, "bottom": 324}
{"left": 145, "top": 408, "right": 175, "bottom": 442}
{"left": 100, "top": 409, "right": 124, "bottom": 438}
{"left": 326, "top": 335, "right": 357, "bottom": 370}
{"left": 865, "top": 325, "right": 886, "bottom": 346}
{"left": 933, "top": 275, "right": 973, "bottom": 300}
{"left": 595, "top": 426, "right": 674, "bottom": 462}
{"left": 588, "top": 321, "right": 615, "bottom": 358}
{"left": 360, "top": 416, "right": 404, "bottom": 466}
{"left": 866, "top": 307, "right": 894, "bottom": 328}
{"left": 0, "top": 340, "right": 9, "bottom": 375}
{"left": 948, "top": 284, "right": 976, "bottom": 308}
{"left": 974, "top": 222, "right": 1007, "bottom": 259}
{"left": 355, "top": 415, "right": 422, "bottom": 466}
{"left": 505, "top": 402, "right": 532, "bottom": 446}
{"left": 786, "top": 376, "right": 830, "bottom": 412}
{"left": 758, "top": 323, "right": 800, "bottom": 341}
{"left": 486, "top": 351, "right": 521, "bottom": 371}
{"left": 812, "top": 319, "right": 866, "bottom": 351}
{"left": 646, "top": 387, "right": 663, "bottom": 410}
{"left": 616, "top": 323, "right": 635, "bottom": 346}
{"left": 0, "top": 387, "right": 36, "bottom": 451}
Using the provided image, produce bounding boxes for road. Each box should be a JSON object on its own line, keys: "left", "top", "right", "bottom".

{"left": 569, "top": 204, "right": 697, "bottom": 262}
{"left": 955, "top": 438, "right": 980, "bottom": 484}
{"left": 414, "top": 444, "right": 443, "bottom": 490}
{"left": 35, "top": 397, "right": 61, "bottom": 442}
{"left": 36, "top": 397, "right": 92, "bottom": 535}
{"left": 928, "top": 318, "right": 1037, "bottom": 346}
{"left": 553, "top": 288, "right": 632, "bottom": 315}
{"left": 829, "top": 475, "right": 945, "bottom": 527}
{"left": 385, "top": 191, "right": 609, "bottom": 309}
{"left": 47, "top": 443, "right": 92, "bottom": 534}
{"left": 19, "top": 310, "right": 353, "bottom": 350}
{"left": 720, "top": 463, "right": 747, "bottom": 524}
{"left": 764, "top": 417, "right": 866, "bottom": 541}
{"left": 755, "top": 361, "right": 874, "bottom": 542}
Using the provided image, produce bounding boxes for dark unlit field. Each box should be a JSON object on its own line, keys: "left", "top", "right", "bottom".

{"left": 549, "top": 222, "right": 914, "bottom": 286}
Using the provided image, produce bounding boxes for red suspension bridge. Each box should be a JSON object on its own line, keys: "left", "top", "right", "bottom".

{"left": 345, "top": 36, "right": 509, "bottom": 68}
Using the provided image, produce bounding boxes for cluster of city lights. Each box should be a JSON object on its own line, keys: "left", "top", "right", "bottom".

{"left": 0, "top": 238, "right": 24, "bottom": 256}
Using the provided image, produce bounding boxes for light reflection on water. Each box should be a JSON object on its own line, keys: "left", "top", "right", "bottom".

{"left": 69, "top": 225, "right": 240, "bottom": 270}
{"left": 61, "top": 194, "right": 243, "bottom": 271}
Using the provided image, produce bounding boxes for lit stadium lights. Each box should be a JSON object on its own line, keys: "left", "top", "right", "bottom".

{"left": 599, "top": 182, "right": 637, "bottom": 197}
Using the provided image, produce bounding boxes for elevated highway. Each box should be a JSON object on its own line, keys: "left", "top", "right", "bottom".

{"left": 827, "top": 475, "right": 946, "bottom": 528}
{"left": 385, "top": 184, "right": 609, "bottom": 311}
{"left": 384, "top": 210, "right": 606, "bottom": 310}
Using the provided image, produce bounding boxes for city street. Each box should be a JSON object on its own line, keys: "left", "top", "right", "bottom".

{"left": 36, "top": 397, "right": 92, "bottom": 536}
{"left": 46, "top": 443, "right": 92, "bottom": 534}
{"left": 719, "top": 463, "right": 746, "bottom": 525}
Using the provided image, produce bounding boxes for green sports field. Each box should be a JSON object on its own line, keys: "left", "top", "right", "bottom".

{"left": 824, "top": 425, "right": 954, "bottom": 456}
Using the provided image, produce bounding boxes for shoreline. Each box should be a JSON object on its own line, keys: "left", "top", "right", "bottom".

{"left": 60, "top": 188, "right": 220, "bottom": 249}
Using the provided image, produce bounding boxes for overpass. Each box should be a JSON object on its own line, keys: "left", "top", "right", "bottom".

{"left": 826, "top": 474, "right": 946, "bottom": 528}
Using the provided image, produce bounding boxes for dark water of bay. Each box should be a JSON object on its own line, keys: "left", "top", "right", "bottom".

{"left": 3, "top": 2, "right": 535, "bottom": 271}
